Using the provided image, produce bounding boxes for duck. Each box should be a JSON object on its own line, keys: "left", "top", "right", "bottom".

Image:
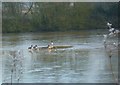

{"left": 47, "top": 44, "right": 53, "bottom": 49}
{"left": 50, "top": 41, "right": 54, "bottom": 48}
{"left": 51, "top": 41, "right": 53, "bottom": 45}
{"left": 107, "top": 22, "right": 112, "bottom": 29}
{"left": 28, "top": 45, "right": 33, "bottom": 50}
{"left": 109, "top": 28, "right": 115, "bottom": 32}
{"left": 33, "top": 45, "right": 38, "bottom": 50}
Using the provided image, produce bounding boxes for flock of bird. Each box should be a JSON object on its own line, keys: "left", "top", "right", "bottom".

{"left": 28, "top": 41, "right": 54, "bottom": 51}
{"left": 107, "top": 22, "right": 119, "bottom": 36}
{"left": 28, "top": 22, "right": 119, "bottom": 51}
{"left": 28, "top": 45, "right": 38, "bottom": 50}
{"left": 103, "top": 22, "right": 120, "bottom": 48}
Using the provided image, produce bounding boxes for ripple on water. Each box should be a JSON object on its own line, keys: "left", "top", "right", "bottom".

{"left": 2, "top": 30, "right": 118, "bottom": 83}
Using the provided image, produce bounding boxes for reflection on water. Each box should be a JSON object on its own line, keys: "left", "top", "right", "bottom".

{"left": 2, "top": 30, "right": 118, "bottom": 83}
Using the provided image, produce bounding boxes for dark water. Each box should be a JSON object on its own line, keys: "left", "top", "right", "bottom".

{"left": 1, "top": 30, "right": 118, "bottom": 83}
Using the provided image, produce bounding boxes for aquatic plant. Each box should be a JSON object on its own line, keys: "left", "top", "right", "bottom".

{"left": 9, "top": 50, "right": 24, "bottom": 83}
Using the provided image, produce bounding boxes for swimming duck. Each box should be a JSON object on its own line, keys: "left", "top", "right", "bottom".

{"left": 33, "top": 45, "right": 38, "bottom": 50}
{"left": 107, "top": 22, "right": 112, "bottom": 29}
{"left": 51, "top": 41, "right": 53, "bottom": 45}
{"left": 50, "top": 41, "right": 54, "bottom": 48}
{"left": 47, "top": 44, "right": 53, "bottom": 49}
{"left": 28, "top": 45, "right": 33, "bottom": 49}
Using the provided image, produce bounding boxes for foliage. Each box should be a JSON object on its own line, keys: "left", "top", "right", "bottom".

{"left": 2, "top": 2, "right": 118, "bottom": 33}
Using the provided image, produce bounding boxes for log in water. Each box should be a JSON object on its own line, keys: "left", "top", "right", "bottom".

{"left": 39, "top": 45, "right": 73, "bottom": 49}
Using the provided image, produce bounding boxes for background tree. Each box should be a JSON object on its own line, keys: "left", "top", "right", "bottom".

{"left": 2, "top": 2, "right": 118, "bottom": 33}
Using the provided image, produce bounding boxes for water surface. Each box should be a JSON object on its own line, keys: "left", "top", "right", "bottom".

{"left": 2, "top": 30, "right": 118, "bottom": 83}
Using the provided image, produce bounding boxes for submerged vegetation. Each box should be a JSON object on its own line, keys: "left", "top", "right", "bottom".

{"left": 2, "top": 2, "right": 118, "bottom": 33}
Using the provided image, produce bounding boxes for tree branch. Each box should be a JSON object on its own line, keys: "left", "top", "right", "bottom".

{"left": 24, "top": 2, "right": 33, "bottom": 15}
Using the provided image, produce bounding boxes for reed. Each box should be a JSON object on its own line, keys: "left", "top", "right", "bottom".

{"left": 9, "top": 50, "right": 24, "bottom": 83}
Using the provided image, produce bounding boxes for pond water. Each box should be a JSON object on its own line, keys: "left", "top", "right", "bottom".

{"left": 1, "top": 30, "right": 118, "bottom": 83}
